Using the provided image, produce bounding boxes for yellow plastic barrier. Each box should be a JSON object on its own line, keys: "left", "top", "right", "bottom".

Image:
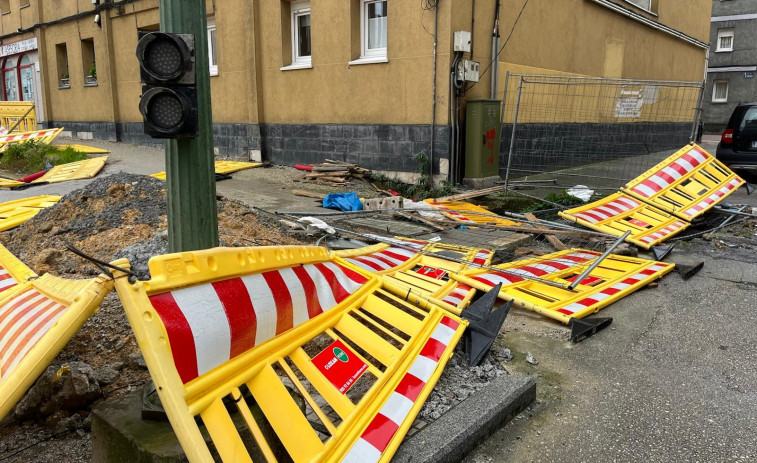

{"left": 424, "top": 199, "right": 518, "bottom": 226}
{"left": 55, "top": 144, "right": 111, "bottom": 154}
{"left": 151, "top": 160, "right": 263, "bottom": 180}
{"left": 0, "top": 102, "right": 37, "bottom": 133}
{"left": 622, "top": 143, "right": 744, "bottom": 221}
{"left": 33, "top": 156, "right": 107, "bottom": 184}
{"left": 0, "top": 272, "right": 113, "bottom": 420}
{"left": 0, "top": 178, "right": 24, "bottom": 189}
{"left": 0, "top": 243, "right": 36, "bottom": 297}
{"left": 112, "top": 246, "right": 466, "bottom": 463}
{"left": 558, "top": 192, "right": 689, "bottom": 249}
{"left": 0, "top": 195, "right": 62, "bottom": 231}
{"left": 334, "top": 240, "right": 495, "bottom": 314}
{"left": 0, "top": 128, "right": 63, "bottom": 151}
{"left": 452, "top": 249, "right": 674, "bottom": 324}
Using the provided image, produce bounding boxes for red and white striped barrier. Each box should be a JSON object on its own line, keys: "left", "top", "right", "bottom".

{"left": 341, "top": 316, "right": 461, "bottom": 462}
{"left": 471, "top": 250, "right": 491, "bottom": 266}
{"left": 342, "top": 247, "right": 418, "bottom": 273}
{"left": 556, "top": 264, "right": 668, "bottom": 315}
{"left": 149, "top": 261, "right": 369, "bottom": 383}
{"left": 0, "top": 288, "right": 67, "bottom": 381}
{"left": 0, "top": 128, "right": 61, "bottom": 145}
{"left": 0, "top": 267, "right": 18, "bottom": 294}
{"left": 428, "top": 203, "right": 473, "bottom": 222}
{"left": 469, "top": 251, "right": 599, "bottom": 287}
{"left": 683, "top": 178, "right": 743, "bottom": 218}
{"left": 629, "top": 147, "right": 708, "bottom": 199}
{"left": 572, "top": 196, "right": 640, "bottom": 224}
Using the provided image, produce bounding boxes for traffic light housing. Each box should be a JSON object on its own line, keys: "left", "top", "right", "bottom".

{"left": 136, "top": 32, "right": 198, "bottom": 138}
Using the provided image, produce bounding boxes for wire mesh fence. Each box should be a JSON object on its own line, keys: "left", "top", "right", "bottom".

{"left": 500, "top": 74, "right": 704, "bottom": 193}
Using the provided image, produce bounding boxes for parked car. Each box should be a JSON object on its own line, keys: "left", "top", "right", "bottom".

{"left": 716, "top": 102, "right": 757, "bottom": 173}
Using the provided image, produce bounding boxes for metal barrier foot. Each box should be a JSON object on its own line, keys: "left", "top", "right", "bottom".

{"left": 569, "top": 317, "right": 613, "bottom": 343}
{"left": 675, "top": 261, "right": 704, "bottom": 280}
{"left": 651, "top": 243, "right": 675, "bottom": 261}
{"left": 462, "top": 283, "right": 511, "bottom": 367}
{"left": 746, "top": 183, "right": 755, "bottom": 195}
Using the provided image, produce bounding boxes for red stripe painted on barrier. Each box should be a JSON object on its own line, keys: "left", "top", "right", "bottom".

{"left": 291, "top": 265, "right": 324, "bottom": 319}
{"left": 212, "top": 278, "right": 258, "bottom": 358}
{"left": 262, "top": 271, "right": 294, "bottom": 335}
{"left": 150, "top": 292, "right": 199, "bottom": 383}
{"left": 361, "top": 414, "right": 398, "bottom": 454}
{"left": 394, "top": 373, "right": 425, "bottom": 402}
{"left": 419, "top": 338, "right": 446, "bottom": 362}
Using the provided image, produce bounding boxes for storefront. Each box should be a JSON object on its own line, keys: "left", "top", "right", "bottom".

{"left": 0, "top": 37, "right": 45, "bottom": 122}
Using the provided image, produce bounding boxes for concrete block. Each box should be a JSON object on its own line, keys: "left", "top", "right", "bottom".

{"left": 363, "top": 196, "right": 403, "bottom": 210}
{"left": 462, "top": 176, "right": 501, "bottom": 189}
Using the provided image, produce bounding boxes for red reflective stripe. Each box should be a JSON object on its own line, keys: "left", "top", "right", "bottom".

{"left": 516, "top": 265, "right": 548, "bottom": 277}
{"left": 262, "top": 271, "right": 293, "bottom": 335}
{"left": 656, "top": 171, "right": 676, "bottom": 186}
{"left": 601, "top": 202, "right": 627, "bottom": 215}
{"left": 668, "top": 161, "right": 689, "bottom": 177}
{"left": 291, "top": 265, "right": 324, "bottom": 319}
{"left": 640, "top": 179, "right": 663, "bottom": 193}
{"left": 559, "top": 255, "right": 593, "bottom": 263}
{"left": 369, "top": 253, "right": 398, "bottom": 267}
{"left": 0, "top": 291, "right": 44, "bottom": 341}
{"left": 361, "top": 413, "right": 399, "bottom": 452}
{"left": 602, "top": 287, "right": 622, "bottom": 296}
{"left": 150, "top": 292, "right": 198, "bottom": 383}
{"left": 574, "top": 297, "right": 598, "bottom": 307}
{"left": 441, "top": 316, "right": 460, "bottom": 330}
{"left": 639, "top": 268, "right": 657, "bottom": 276}
{"left": 0, "top": 273, "right": 13, "bottom": 281}
{"left": 557, "top": 308, "right": 574, "bottom": 315}
{"left": 211, "top": 278, "right": 257, "bottom": 358}
{"left": 313, "top": 263, "right": 352, "bottom": 304}
{"left": 581, "top": 210, "right": 608, "bottom": 222}
{"left": 395, "top": 373, "right": 425, "bottom": 402}
{"left": 419, "top": 338, "right": 446, "bottom": 362}
{"left": 620, "top": 278, "right": 640, "bottom": 285}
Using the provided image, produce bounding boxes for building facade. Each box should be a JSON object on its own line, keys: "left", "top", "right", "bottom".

{"left": 0, "top": 0, "right": 710, "bottom": 176}
{"left": 703, "top": 0, "right": 757, "bottom": 133}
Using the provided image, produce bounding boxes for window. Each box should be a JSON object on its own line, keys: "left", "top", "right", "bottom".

{"left": 623, "top": 0, "right": 652, "bottom": 12}
{"left": 362, "top": 0, "right": 387, "bottom": 59}
{"left": 717, "top": 28, "right": 734, "bottom": 52}
{"left": 2, "top": 57, "right": 18, "bottom": 100}
{"left": 712, "top": 80, "right": 728, "bottom": 103}
{"left": 81, "top": 38, "right": 97, "bottom": 85}
{"left": 20, "top": 0, "right": 30, "bottom": 7}
{"left": 19, "top": 55, "right": 34, "bottom": 101}
{"left": 291, "top": 2, "right": 311, "bottom": 66}
{"left": 739, "top": 107, "right": 757, "bottom": 131}
{"left": 207, "top": 17, "right": 218, "bottom": 76}
{"left": 56, "top": 43, "right": 69, "bottom": 88}
{"left": 0, "top": 0, "right": 9, "bottom": 14}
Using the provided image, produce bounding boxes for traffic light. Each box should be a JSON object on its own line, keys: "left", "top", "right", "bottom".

{"left": 136, "top": 32, "right": 198, "bottom": 138}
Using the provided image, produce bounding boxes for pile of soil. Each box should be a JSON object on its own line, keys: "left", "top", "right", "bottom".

{"left": 0, "top": 173, "right": 307, "bottom": 461}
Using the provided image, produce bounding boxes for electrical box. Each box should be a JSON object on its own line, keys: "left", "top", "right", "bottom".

{"left": 456, "top": 60, "right": 480, "bottom": 83}
{"left": 453, "top": 31, "right": 471, "bottom": 53}
{"left": 465, "top": 99, "right": 502, "bottom": 179}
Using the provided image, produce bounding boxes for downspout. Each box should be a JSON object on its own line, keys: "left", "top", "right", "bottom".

{"left": 450, "top": 52, "right": 463, "bottom": 183}
{"left": 430, "top": 0, "right": 439, "bottom": 181}
{"left": 490, "top": 0, "right": 500, "bottom": 99}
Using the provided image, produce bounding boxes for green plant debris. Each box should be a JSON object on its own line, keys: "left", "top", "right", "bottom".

{"left": 0, "top": 141, "right": 88, "bottom": 173}
{"left": 522, "top": 190, "right": 586, "bottom": 213}
{"left": 370, "top": 151, "right": 455, "bottom": 200}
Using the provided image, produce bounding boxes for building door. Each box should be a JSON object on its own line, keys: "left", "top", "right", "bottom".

{"left": 2, "top": 56, "right": 18, "bottom": 101}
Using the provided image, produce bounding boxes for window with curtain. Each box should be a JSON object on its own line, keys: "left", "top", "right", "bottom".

{"left": 363, "top": 0, "right": 387, "bottom": 57}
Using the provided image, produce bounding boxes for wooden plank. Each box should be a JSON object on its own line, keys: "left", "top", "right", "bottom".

{"left": 433, "top": 186, "right": 506, "bottom": 202}
{"left": 292, "top": 190, "right": 326, "bottom": 199}
{"left": 523, "top": 212, "right": 568, "bottom": 250}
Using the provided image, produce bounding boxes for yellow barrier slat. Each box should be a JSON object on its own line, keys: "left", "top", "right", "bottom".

{"left": 56, "top": 144, "right": 111, "bottom": 154}
{"left": 0, "top": 178, "right": 24, "bottom": 188}
{"left": 361, "top": 294, "right": 423, "bottom": 335}
{"left": 334, "top": 314, "right": 399, "bottom": 367}
{"left": 248, "top": 364, "right": 325, "bottom": 463}
{"left": 424, "top": 199, "right": 519, "bottom": 226}
{"left": 622, "top": 143, "right": 744, "bottom": 220}
{"left": 390, "top": 272, "right": 441, "bottom": 292}
{"left": 558, "top": 192, "right": 689, "bottom": 249}
{"left": 214, "top": 160, "right": 263, "bottom": 174}
{"left": 232, "top": 387, "right": 278, "bottom": 462}
{"left": 289, "top": 347, "right": 356, "bottom": 420}
{"left": 200, "top": 398, "right": 254, "bottom": 463}
{"left": 277, "top": 359, "right": 338, "bottom": 434}
{"left": 33, "top": 156, "right": 107, "bottom": 184}
{"left": 0, "top": 102, "right": 36, "bottom": 133}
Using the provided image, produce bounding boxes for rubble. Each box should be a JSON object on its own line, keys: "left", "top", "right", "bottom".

{"left": 14, "top": 362, "right": 102, "bottom": 420}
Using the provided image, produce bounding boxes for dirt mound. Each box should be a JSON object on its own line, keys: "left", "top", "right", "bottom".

{"left": 1, "top": 173, "right": 303, "bottom": 278}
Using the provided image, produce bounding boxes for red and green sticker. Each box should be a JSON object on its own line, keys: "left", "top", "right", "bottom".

{"left": 627, "top": 218, "right": 651, "bottom": 228}
{"left": 311, "top": 339, "right": 368, "bottom": 394}
{"left": 415, "top": 266, "right": 447, "bottom": 280}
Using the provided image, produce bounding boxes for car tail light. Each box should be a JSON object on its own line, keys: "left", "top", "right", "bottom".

{"left": 721, "top": 128, "right": 734, "bottom": 144}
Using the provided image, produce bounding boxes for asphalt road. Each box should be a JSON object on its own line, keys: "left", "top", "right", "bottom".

{"left": 466, "top": 137, "right": 757, "bottom": 463}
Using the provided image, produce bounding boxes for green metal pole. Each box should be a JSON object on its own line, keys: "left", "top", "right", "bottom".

{"left": 160, "top": 0, "right": 219, "bottom": 252}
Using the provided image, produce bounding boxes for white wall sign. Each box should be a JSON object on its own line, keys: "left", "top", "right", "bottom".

{"left": 615, "top": 97, "right": 643, "bottom": 118}
{"left": 0, "top": 38, "right": 38, "bottom": 58}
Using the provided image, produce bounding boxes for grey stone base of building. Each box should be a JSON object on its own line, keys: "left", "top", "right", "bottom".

{"left": 43, "top": 121, "right": 450, "bottom": 173}
{"left": 90, "top": 374, "right": 534, "bottom": 463}
{"left": 462, "top": 175, "right": 500, "bottom": 189}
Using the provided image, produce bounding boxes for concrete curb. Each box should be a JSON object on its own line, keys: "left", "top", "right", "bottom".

{"left": 393, "top": 374, "right": 536, "bottom": 463}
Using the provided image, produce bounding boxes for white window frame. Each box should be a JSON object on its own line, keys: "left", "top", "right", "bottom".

{"left": 291, "top": 2, "right": 312, "bottom": 66}
{"left": 623, "top": 0, "right": 652, "bottom": 11}
{"left": 207, "top": 17, "right": 218, "bottom": 76}
{"left": 361, "top": 0, "right": 387, "bottom": 59}
{"left": 716, "top": 28, "right": 734, "bottom": 52}
{"left": 712, "top": 80, "right": 728, "bottom": 103}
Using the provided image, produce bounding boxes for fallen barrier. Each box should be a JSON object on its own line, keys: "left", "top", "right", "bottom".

{"left": 0, "top": 128, "right": 63, "bottom": 151}
{"left": 112, "top": 246, "right": 467, "bottom": 463}
{"left": 0, "top": 195, "right": 62, "bottom": 231}
{"left": 151, "top": 160, "right": 262, "bottom": 180}
{"left": 32, "top": 156, "right": 108, "bottom": 184}
{"left": 0, "top": 243, "right": 36, "bottom": 296}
